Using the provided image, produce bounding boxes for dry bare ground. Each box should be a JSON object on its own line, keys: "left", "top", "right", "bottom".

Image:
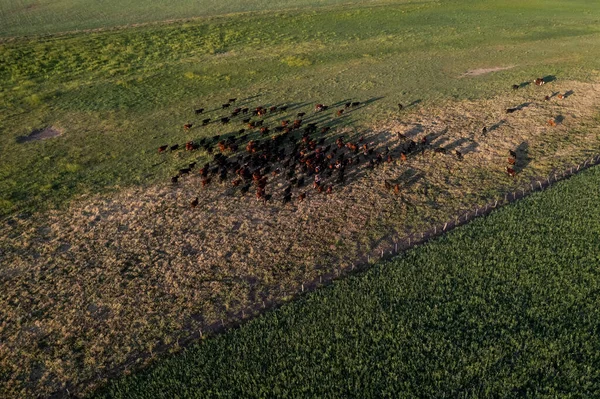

{"left": 1, "top": 80, "right": 599, "bottom": 397}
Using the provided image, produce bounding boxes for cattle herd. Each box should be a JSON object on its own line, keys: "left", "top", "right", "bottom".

{"left": 157, "top": 76, "right": 568, "bottom": 208}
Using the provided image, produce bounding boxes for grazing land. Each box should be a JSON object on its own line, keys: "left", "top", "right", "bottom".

{"left": 0, "top": 0, "right": 391, "bottom": 37}
{"left": 93, "top": 164, "right": 600, "bottom": 398}
{"left": 1, "top": 0, "right": 600, "bottom": 398}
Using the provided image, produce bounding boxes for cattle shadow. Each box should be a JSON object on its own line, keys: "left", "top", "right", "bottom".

{"left": 488, "top": 119, "right": 507, "bottom": 133}
{"left": 543, "top": 75, "right": 557, "bottom": 83}
{"left": 341, "top": 96, "right": 385, "bottom": 115}
{"left": 564, "top": 90, "right": 575, "bottom": 98}
{"left": 513, "top": 141, "right": 530, "bottom": 173}
{"left": 443, "top": 137, "right": 471, "bottom": 152}
{"left": 515, "top": 102, "right": 532, "bottom": 111}
{"left": 518, "top": 81, "right": 531, "bottom": 89}
{"left": 459, "top": 141, "right": 479, "bottom": 155}
{"left": 425, "top": 127, "right": 449, "bottom": 145}
{"left": 401, "top": 124, "right": 425, "bottom": 139}
{"left": 555, "top": 115, "right": 565, "bottom": 124}
{"left": 407, "top": 99, "right": 422, "bottom": 108}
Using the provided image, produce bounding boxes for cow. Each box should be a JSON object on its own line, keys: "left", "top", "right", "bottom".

{"left": 195, "top": 108, "right": 204, "bottom": 114}
{"left": 170, "top": 144, "right": 179, "bottom": 151}
{"left": 534, "top": 78, "right": 545, "bottom": 86}
{"left": 506, "top": 108, "right": 517, "bottom": 114}
{"left": 512, "top": 84, "right": 519, "bottom": 90}
{"left": 336, "top": 109, "right": 344, "bottom": 117}
{"left": 158, "top": 145, "right": 168, "bottom": 153}
{"left": 547, "top": 119, "right": 556, "bottom": 127}
{"left": 351, "top": 101, "right": 360, "bottom": 107}
{"left": 183, "top": 123, "right": 193, "bottom": 131}
{"left": 298, "top": 192, "right": 306, "bottom": 202}
{"left": 508, "top": 157, "right": 516, "bottom": 165}
{"left": 179, "top": 167, "right": 191, "bottom": 176}
{"left": 221, "top": 117, "right": 230, "bottom": 124}
{"left": 509, "top": 150, "right": 517, "bottom": 158}
{"left": 191, "top": 197, "right": 199, "bottom": 208}
{"left": 171, "top": 176, "right": 179, "bottom": 184}
{"left": 398, "top": 103, "right": 403, "bottom": 111}
{"left": 455, "top": 151, "right": 463, "bottom": 161}
{"left": 202, "top": 118, "right": 211, "bottom": 126}
{"left": 506, "top": 166, "right": 516, "bottom": 177}
{"left": 229, "top": 98, "right": 237, "bottom": 103}
{"left": 222, "top": 103, "right": 231, "bottom": 109}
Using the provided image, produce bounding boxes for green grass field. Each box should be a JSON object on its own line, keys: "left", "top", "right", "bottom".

{"left": 1, "top": 0, "right": 600, "bottom": 218}
{"left": 0, "top": 0, "right": 392, "bottom": 37}
{"left": 92, "top": 163, "right": 600, "bottom": 398}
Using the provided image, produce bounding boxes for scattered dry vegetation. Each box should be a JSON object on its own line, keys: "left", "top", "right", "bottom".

{"left": 1, "top": 79, "right": 599, "bottom": 397}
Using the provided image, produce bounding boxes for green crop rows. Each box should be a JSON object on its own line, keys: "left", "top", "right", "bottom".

{"left": 93, "top": 165, "right": 600, "bottom": 398}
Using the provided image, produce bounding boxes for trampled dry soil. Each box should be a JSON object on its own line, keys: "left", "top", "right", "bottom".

{"left": 1, "top": 79, "right": 600, "bottom": 397}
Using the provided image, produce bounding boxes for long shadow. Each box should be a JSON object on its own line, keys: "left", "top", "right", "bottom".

{"left": 514, "top": 141, "right": 530, "bottom": 173}
{"left": 543, "top": 75, "right": 557, "bottom": 83}
{"left": 444, "top": 137, "right": 471, "bottom": 152}
{"left": 518, "top": 81, "right": 531, "bottom": 89}
{"left": 515, "top": 102, "right": 532, "bottom": 111}
{"left": 339, "top": 96, "right": 385, "bottom": 116}
{"left": 489, "top": 119, "right": 507, "bottom": 133}
{"left": 407, "top": 99, "right": 422, "bottom": 108}
{"left": 564, "top": 90, "right": 575, "bottom": 98}
{"left": 402, "top": 124, "right": 425, "bottom": 139}
{"left": 555, "top": 115, "right": 565, "bottom": 124}
{"left": 460, "top": 141, "right": 479, "bottom": 155}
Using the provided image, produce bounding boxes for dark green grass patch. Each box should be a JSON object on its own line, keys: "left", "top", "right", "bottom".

{"left": 93, "top": 165, "right": 600, "bottom": 398}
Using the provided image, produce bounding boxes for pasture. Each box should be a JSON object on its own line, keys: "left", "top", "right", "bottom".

{"left": 94, "top": 162, "right": 600, "bottom": 398}
{"left": 1, "top": 0, "right": 600, "bottom": 397}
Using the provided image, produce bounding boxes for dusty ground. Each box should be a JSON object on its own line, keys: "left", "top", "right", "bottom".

{"left": 461, "top": 66, "right": 515, "bottom": 77}
{"left": 1, "top": 79, "right": 599, "bottom": 398}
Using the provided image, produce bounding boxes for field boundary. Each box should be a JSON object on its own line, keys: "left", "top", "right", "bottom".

{"left": 85, "top": 153, "right": 600, "bottom": 398}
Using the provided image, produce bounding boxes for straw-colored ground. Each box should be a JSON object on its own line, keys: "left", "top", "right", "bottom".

{"left": 1, "top": 79, "right": 599, "bottom": 397}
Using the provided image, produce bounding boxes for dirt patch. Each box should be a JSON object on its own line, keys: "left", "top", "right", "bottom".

{"left": 16, "top": 126, "right": 62, "bottom": 143}
{"left": 461, "top": 66, "right": 515, "bottom": 77}
{"left": 1, "top": 80, "right": 599, "bottom": 398}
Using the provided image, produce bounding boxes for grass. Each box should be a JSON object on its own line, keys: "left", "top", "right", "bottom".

{"left": 2, "top": 1, "right": 600, "bottom": 397}
{"left": 0, "top": 0, "right": 400, "bottom": 37}
{"left": 1, "top": 0, "right": 600, "bottom": 218}
{"left": 92, "top": 163, "right": 600, "bottom": 398}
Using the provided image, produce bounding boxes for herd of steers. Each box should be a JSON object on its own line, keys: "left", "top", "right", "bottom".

{"left": 157, "top": 77, "right": 567, "bottom": 208}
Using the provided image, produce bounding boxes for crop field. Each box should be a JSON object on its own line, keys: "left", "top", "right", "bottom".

{"left": 1, "top": 0, "right": 600, "bottom": 397}
{"left": 94, "top": 163, "right": 600, "bottom": 398}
